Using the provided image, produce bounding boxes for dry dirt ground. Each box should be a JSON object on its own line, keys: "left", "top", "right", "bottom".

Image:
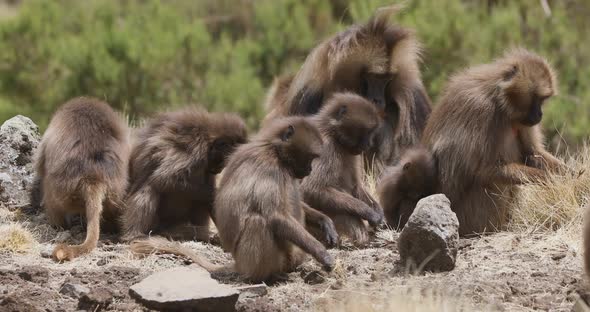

{"left": 0, "top": 208, "right": 587, "bottom": 312}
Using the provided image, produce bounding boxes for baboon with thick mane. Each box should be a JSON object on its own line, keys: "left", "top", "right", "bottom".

{"left": 377, "top": 145, "right": 437, "bottom": 230}
{"left": 422, "top": 48, "right": 564, "bottom": 235}
{"left": 301, "top": 93, "right": 383, "bottom": 246}
{"left": 264, "top": 5, "right": 431, "bottom": 173}
{"left": 121, "top": 108, "right": 246, "bottom": 242}
{"left": 33, "top": 97, "right": 130, "bottom": 261}
{"left": 214, "top": 116, "right": 337, "bottom": 282}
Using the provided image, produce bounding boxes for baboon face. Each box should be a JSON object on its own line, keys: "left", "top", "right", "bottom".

{"left": 275, "top": 119, "right": 323, "bottom": 179}
{"left": 208, "top": 135, "right": 247, "bottom": 174}
{"left": 401, "top": 160, "right": 436, "bottom": 200}
{"left": 360, "top": 71, "right": 393, "bottom": 112}
{"left": 503, "top": 55, "right": 556, "bottom": 127}
{"left": 324, "top": 94, "right": 380, "bottom": 155}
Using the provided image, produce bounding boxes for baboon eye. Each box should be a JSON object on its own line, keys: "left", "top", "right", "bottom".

{"left": 403, "top": 162, "right": 412, "bottom": 171}
{"left": 503, "top": 65, "right": 518, "bottom": 81}
{"left": 281, "top": 125, "right": 295, "bottom": 141}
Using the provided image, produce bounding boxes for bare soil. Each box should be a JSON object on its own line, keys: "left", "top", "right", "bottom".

{"left": 0, "top": 212, "right": 586, "bottom": 312}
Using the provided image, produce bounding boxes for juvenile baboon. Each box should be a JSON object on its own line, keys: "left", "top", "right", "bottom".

{"left": 422, "top": 48, "right": 564, "bottom": 235}
{"left": 214, "top": 116, "right": 337, "bottom": 282}
{"left": 264, "top": 5, "right": 431, "bottom": 173}
{"left": 121, "top": 109, "right": 247, "bottom": 242}
{"left": 377, "top": 146, "right": 437, "bottom": 230}
{"left": 33, "top": 97, "right": 130, "bottom": 261}
{"left": 301, "top": 93, "right": 383, "bottom": 246}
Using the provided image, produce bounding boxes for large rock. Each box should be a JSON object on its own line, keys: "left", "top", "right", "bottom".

{"left": 398, "top": 194, "right": 459, "bottom": 272}
{"left": 0, "top": 115, "right": 40, "bottom": 210}
{"left": 129, "top": 266, "right": 239, "bottom": 312}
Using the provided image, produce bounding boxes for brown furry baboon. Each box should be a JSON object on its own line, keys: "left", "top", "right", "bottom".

{"left": 377, "top": 146, "right": 437, "bottom": 230}
{"left": 301, "top": 93, "right": 383, "bottom": 246}
{"left": 33, "top": 97, "right": 130, "bottom": 261}
{"left": 121, "top": 109, "right": 247, "bottom": 242}
{"left": 214, "top": 116, "right": 336, "bottom": 282}
{"left": 584, "top": 204, "right": 590, "bottom": 282}
{"left": 422, "top": 48, "right": 564, "bottom": 235}
{"left": 264, "top": 5, "right": 431, "bottom": 173}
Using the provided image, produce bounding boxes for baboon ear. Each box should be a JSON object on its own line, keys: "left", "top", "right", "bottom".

{"left": 281, "top": 125, "right": 295, "bottom": 141}
{"left": 502, "top": 65, "right": 518, "bottom": 81}
{"left": 335, "top": 105, "right": 347, "bottom": 120}
{"left": 403, "top": 162, "right": 412, "bottom": 171}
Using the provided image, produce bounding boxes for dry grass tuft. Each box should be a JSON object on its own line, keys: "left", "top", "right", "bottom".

{"left": 314, "top": 287, "right": 499, "bottom": 312}
{"left": 508, "top": 145, "right": 590, "bottom": 235}
{"left": 0, "top": 223, "right": 37, "bottom": 253}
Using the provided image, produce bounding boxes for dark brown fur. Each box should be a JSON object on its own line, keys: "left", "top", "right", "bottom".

{"left": 214, "top": 117, "right": 336, "bottom": 282}
{"left": 264, "top": 6, "right": 431, "bottom": 174}
{"left": 422, "top": 48, "right": 564, "bottom": 235}
{"left": 121, "top": 109, "right": 246, "bottom": 242}
{"left": 301, "top": 93, "right": 383, "bottom": 246}
{"left": 377, "top": 146, "right": 437, "bottom": 230}
{"left": 33, "top": 97, "right": 130, "bottom": 261}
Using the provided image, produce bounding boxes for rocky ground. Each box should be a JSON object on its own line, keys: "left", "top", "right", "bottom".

{"left": 0, "top": 115, "right": 588, "bottom": 312}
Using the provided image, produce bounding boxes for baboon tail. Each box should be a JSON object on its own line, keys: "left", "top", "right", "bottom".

{"left": 130, "top": 236, "right": 223, "bottom": 272}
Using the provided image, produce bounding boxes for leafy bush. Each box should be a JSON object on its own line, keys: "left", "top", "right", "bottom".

{"left": 0, "top": 0, "right": 588, "bottom": 146}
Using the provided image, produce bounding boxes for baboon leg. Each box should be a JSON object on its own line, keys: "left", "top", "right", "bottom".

{"left": 270, "top": 215, "right": 334, "bottom": 271}
{"left": 188, "top": 202, "right": 212, "bottom": 242}
{"left": 307, "top": 188, "right": 383, "bottom": 226}
{"left": 301, "top": 202, "right": 338, "bottom": 247}
{"left": 492, "top": 163, "right": 547, "bottom": 184}
{"left": 53, "top": 184, "right": 106, "bottom": 261}
{"left": 121, "top": 185, "right": 160, "bottom": 241}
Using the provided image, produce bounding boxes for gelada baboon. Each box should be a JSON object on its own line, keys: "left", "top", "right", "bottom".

{"left": 584, "top": 204, "right": 590, "bottom": 282}
{"left": 377, "top": 146, "right": 436, "bottom": 230}
{"left": 301, "top": 93, "right": 383, "bottom": 246}
{"left": 214, "top": 116, "right": 336, "bottom": 282}
{"left": 32, "top": 97, "right": 130, "bottom": 261}
{"left": 422, "top": 48, "right": 564, "bottom": 235}
{"left": 264, "top": 5, "right": 431, "bottom": 173}
{"left": 121, "top": 109, "right": 246, "bottom": 242}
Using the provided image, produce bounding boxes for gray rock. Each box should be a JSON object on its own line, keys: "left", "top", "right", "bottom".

{"left": 60, "top": 283, "right": 90, "bottom": 299}
{"left": 398, "top": 194, "right": 459, "bottom": 273}
{"left": 236, "top": 284, "right": 268, "bottom": 300}
{"left": 18, "top": 266, "right": 49, "bottom": 284}
{"left": 0, "top": 115, "right": 40, "bottom": 210}
{"left": 129, "top": 266, "right": 239, "bottom": 312}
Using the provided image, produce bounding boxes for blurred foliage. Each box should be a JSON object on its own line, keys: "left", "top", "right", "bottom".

{"left": 0, "top": 0, "right": 588, "bottom": 146}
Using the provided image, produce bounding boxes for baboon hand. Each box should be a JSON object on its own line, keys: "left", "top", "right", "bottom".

{"left": 320, "top": 218, "right": 339, "bottom": 248}
{"left": 320, "top": 251, "right": 335, "bottom": 272}
{"left": 364, "top": 207, "right": 384, "bottom": 227}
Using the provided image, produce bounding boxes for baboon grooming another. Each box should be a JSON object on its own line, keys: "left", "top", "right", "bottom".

{"left": 264, "top": 6, "right": 431, "bottom": 173}
{"left": 301, "top": 93, "right": 383, "bottom": 246}
{"left": 121, "top": 109, "right": 246, "bottom": 241}
{"left": 214, "top": 117, "right": 336, "bottom": 282}
{"left": 422, "top": 49, "right": 564, "bottom": 235}
{"left": 377, "top": 146, "right": 437, "bottom": 230}
{"left": 33, "top": 97, "right": 130, "bottom": 261}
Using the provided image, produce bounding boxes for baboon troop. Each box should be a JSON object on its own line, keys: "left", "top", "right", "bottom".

{"left": 300, "top": 93, "right": 383, "bottom": 246}
{"left": 29, "top": 5, "right": 583, "bottom": 285}
{"left": 263, "top": 6, "right": 431, "bottom": 174}
{"left": 33, "top": 97, "right": 130, "bottom": 261}
{"left": 422, "top": 48, "right": 562, "bottom": 235}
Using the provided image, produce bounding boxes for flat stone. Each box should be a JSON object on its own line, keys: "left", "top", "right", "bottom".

{"left": 129, "top": 266, "right": 239, "bottom": 312}
{"left": 236, "top": 284, "right": 268, "bottom": 300}
{"left": 398, "top": 194, "right": 459, "bottom": 273}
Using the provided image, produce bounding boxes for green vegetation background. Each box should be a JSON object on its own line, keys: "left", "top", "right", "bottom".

{"left": 0, "top": 0, "right": 588, "bottom": 147}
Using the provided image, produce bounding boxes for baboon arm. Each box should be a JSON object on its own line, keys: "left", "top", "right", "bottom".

{"left": 355, "top": 185, "right": 382, "bottom": 212}
{"left": 301, "top": 202, "right": 338, "bottom": 247}
{"left": 305, "top": 188, "right": 383, "bottom": 226}
{"left": 270, "top": 215, "right": 330, "bottom": 266}
{"left": 492, "top": 163, "right": 547, "bottom": 184}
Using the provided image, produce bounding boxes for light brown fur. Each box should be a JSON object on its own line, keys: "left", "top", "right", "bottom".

{"left": 215, "top": 117, "right": 336, "bottom": 282}
{"left": 264, "top": 6, "right": 431, "bottom": 174}
{"left": 121, "top": 108, "right": 246, "bottom": 242}
{"left": 422, "top": 48, "right": 564, "bottom": 235}
{"left": 584, "top": 204, "right": 590, "bottom": 283}
{"left": 377, "top": 145, "right": 437, "bottom": 230}
{"left": 301, "top": 93, "right": 383, "bottom": 246}
{"left": 33, "top": 97, "right": 130, "bottom": 261}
